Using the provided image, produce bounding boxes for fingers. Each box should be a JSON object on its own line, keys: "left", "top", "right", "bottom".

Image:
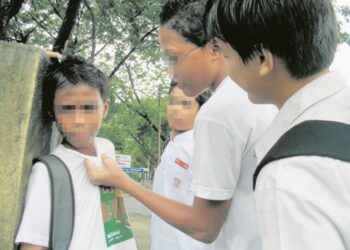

{"left": 101, "top": 154, "right": 120, "bottom": 169}
{"left": 84, "top": 159, "right": 99, "bottom": 183}
{"left": 85, "top": 158, "right": 95, "bottom": 171}
{"left": 85, "top": 154, "right": 122, "bottom": 187}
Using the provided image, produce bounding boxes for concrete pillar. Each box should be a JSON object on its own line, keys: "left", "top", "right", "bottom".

{"left": 0, "top": 41, "right": 52, "bottom": 249}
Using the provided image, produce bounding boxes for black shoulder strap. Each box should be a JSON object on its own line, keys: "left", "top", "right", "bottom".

{"left": 34, "top": 155, "right": 75, "bottom": 250}
{"left": 253, "top": 120, "right": 350, "bottom": 190}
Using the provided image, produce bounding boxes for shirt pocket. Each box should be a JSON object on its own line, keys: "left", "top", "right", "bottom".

{"left": 163, "top": 160, "right": 193, "bottom": 203}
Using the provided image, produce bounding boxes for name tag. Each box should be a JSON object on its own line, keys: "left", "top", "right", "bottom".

{"left": 175, "top": 158, "right": 188, "bottom": 169}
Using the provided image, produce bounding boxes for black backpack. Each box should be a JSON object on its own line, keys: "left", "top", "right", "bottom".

{"left": 253, "top": 120, "right": 350, "bottom": 190}
{"left": 33, "top": 155, "right": 75, "bottom": 250}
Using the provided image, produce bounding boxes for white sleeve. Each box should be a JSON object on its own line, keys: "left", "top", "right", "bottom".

{"left": 15, "top": 162, "right": 51, "bottom": 247}
{"left": 191, "top": 118, "right": 245, "bottom": 201}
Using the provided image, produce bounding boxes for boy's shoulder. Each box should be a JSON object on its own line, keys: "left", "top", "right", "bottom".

{"left": 95, "top": 137, "right": 115, "bottom": 150}
{"left": 197, "top": 78, "right": 254, "bottom": 124}
{"left": 95, "top": 137, "right": 113, "bottom": 145}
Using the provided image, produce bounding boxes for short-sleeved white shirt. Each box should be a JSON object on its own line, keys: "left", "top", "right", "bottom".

{"left": 191, "top": 77, "right": 276, "bottom": 250}
{"left": 151, "top": 130, "right": 214, "bottom": 250}
{"left": 16, "top": 137, "right": 137, "bottom": 250}
{"left": 254, "top": 72, "right": 350, "bottom": 250}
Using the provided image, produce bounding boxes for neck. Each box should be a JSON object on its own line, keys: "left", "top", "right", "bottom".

{"left": 62, "top": 139, "right": 97, "bottom": 156}
{"left": 268, "top": 60, "right": 330, "bottom": 108}
{"left": 211, "top": 58, "right": 229, "bottom": 91}
{"left": 277, "top": 69, "right": 329, "bottom": 108}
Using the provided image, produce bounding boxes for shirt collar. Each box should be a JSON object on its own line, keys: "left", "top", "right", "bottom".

{"left": 214, "top": 76, "right": 245, "bottom": 94}
{"left": 255, "top": 71, "right": 348, "bottom": 163}
{"left": 56, "top": 138, "right": 102, "bottom": 165}
{"left": 172, "top": 129, "right": 193, "bottom": 143}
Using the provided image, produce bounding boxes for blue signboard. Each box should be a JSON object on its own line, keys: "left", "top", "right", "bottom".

{"left": 122, "top": 167, "right": 146, "bottom": 174}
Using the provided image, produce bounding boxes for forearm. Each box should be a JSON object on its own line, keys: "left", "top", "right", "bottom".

{"left": 85, "top": 156, "right": 231, "bottom": 242}
{"left": 124, "top": 178, "right": 231, "bottom": 242}
{"left": 124, "top": 179, "right": 203, "bottom": 238}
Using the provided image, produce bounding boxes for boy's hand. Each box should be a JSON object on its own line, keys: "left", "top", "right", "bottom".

{"left": 85, "top": 154, "right": 129, "bottom": 189}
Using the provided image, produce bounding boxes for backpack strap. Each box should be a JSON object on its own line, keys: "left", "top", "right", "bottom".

{"left": 34, "top": 155, "right": 75, "bottom": 250}
{"left": 253, "top": 120, "right": 350, "bottom": 190}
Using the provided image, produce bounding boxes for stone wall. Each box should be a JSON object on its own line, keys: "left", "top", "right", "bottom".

{"left": 0, "top": 41, "right": 52, "bottom": 249}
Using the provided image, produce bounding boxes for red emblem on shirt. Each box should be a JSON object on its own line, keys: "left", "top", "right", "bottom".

{"left": 175, "top": 158, "right": 188, "bottom": 169}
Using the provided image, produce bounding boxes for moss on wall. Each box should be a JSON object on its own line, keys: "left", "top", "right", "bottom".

{"left": 0, "top": 41, "right": 52, "bottom": 249}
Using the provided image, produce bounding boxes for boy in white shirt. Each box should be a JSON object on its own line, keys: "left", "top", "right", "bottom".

{"left": 15, "top": 55, "right": 137, "bottom": 250}
{"left": 205, "top": 0, "right": 350, "bottom": 249}
{"left": 85, "top": 1, "right": 275, "bottom": 249}
{"left": 151, "top": 81, "right": 213, "bottom": 250}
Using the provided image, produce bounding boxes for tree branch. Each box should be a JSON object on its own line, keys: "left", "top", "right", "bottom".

{"left": 126, "top": 130, "right": 153, "bottom": 159}
{"left": 94, "top": 43, "right": 108, "bottom": 57}
{"left": 108, "top": 26, "right": 158, "bottom": 78}
{"left": 27, "top": 12, "right": 55, "bottom": 39}
{"left": 125, "top": 63, "right": 142, "bottom": 106}
{"left": 84, "top": 0, "right": 96, "bottom": 62}
{"left": 52, "top": 0, "right": 83, "bottom": 53}
{"left": 114, "top": 90, "right": 167, "bottom": 142}
{"left": 0, "top": 0, "right": 25, "bottom": 40}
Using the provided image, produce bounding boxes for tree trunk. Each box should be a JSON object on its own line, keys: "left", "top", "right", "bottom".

{"left": 52, "top": 0, "right": 83, "bottom": 53}
{"left": 0, "top": 0, "right": 25, "bottom": 41}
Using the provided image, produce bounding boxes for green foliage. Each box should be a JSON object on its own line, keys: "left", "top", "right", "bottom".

{"left": 2, "top": 0, "right": 349, "bottom": 174}
{"left": 338, "top": 6, "right": 350, "bottom": 43}
{"left": 99, "top": 94, "right": 170, "bottom": 170}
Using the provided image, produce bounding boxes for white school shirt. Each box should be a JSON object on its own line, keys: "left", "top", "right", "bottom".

{"left": 151, "top": 130, "right": 214, "bottom": 250}
{"left": 254, "top": 71, "right": 350, "bottom": 250}
{"left": 16, "top": 137, "right": 137, "bottom": 250}
{"left": 191, "top": 77, "right": 276, "bottom": 250}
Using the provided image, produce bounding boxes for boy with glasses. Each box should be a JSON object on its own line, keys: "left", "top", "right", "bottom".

{"left": 86, "top": 1, "right": 275, "bottom": 249}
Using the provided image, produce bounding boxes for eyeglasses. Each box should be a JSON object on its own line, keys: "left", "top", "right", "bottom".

{"left": 162, "top": 46, "right": 201, "bottom": 66}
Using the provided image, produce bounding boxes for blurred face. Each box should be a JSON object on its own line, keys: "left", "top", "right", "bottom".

{"left": 167, "top": 86, "right": 199, "bottom": 132}
{"left": 54, "top": 84, "right": 109, "bottom": 155}
{"left": 159, "top": 25, "right": 218, "bottom": 97}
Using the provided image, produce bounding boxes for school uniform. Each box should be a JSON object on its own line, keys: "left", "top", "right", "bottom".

{"left": 254, "top": 71, "right": 350, "bottom": 250}
{"left": 151, "top": 130, "right": 214, "bottom": 250}
{"left": 16, "top": 138, "right": 137, "bottom": 250}
{"left": 191, "top": 77, "right": 276, "bottom": 250}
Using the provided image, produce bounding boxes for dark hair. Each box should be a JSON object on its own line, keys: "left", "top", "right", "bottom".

{"left": 43, "top": 55, "right": 108, "bottom": 121}
{"left": 205, "top": 0, "right": 338, "bottom": 79}
{"left": 169, "top": 80, "right": 211, "bottom": 107}
{"left": 160, "top": 0, "right": 209, "bottom": 47}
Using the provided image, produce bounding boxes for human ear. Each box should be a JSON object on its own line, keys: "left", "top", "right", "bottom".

{"left": 206, "top": 41, "right": 220, "bottom": 60}
{"left": 102, "top": 100, "right": 110, "bottom": 118}
{"left": 259, "top": 50, "right": 273, "bottom": 76}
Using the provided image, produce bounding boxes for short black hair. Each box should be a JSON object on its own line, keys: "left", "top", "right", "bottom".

{"left": 43, "top": 55, "right": 108, "bottom": 121}
{"left": 169, "top": 80, "right": 211, "bottom": 107}
{"left": 205, "top": 0, "right": 338, "bottom": 79}
{"left": 160, "top": 0, "right": 209, "bottom": 47}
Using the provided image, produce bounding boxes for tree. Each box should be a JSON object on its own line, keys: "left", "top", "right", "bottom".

{"left": 0, "top": 0, "right": 25, "bottom": 40}
{"left": 1, "top": 0, "right": 349, "bottom": 174}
